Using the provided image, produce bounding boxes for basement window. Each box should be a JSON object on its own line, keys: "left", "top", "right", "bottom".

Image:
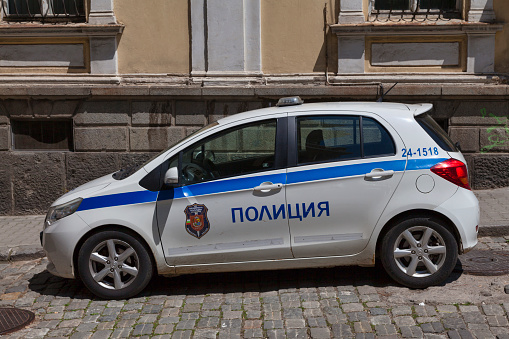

{"left": 11, "top": 120, "right": 74, "bottom": 151}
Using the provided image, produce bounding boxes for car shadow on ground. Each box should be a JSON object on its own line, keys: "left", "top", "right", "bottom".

{"left": 27, "top": 261, "right": 464, "bottom": 301}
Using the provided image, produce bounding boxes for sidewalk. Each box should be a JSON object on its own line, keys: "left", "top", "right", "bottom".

{"left": 0, "top": 187, "right": 508, "bottom": 261}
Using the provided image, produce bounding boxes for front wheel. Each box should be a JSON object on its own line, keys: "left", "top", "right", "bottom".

{"left": 380, "top": 218, "right": 458, "bottom": 289}
{"left": 77, "top": 230, "right": 154, "bottom": 299}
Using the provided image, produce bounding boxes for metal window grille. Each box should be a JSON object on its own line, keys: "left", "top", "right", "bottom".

{"left": 370, "top": 0, "right": 461, "bottom": 21}
{"left": 3, "top": 0, "right": 85, "bottom": 21}
{"left": 11, "top": 120, "right": 74, "bottom": 151}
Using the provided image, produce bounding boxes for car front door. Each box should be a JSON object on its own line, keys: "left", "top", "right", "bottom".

{"left": 156, "top": 116, "right": 293, "bottom": 267}
{"left": 286, "top": 112, "right": 406, "bottom": 258}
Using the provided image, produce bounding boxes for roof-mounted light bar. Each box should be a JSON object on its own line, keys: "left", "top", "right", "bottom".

{"left": 276, "top": 96, "right": 304, "bottom": 107}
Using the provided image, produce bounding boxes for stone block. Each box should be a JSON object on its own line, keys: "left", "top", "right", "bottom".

{"left": 449, "top": 127, "right": 479, "bottom": 152}
{"left": 0, "top": 126, "right": 9, "bottom": 150}
{"left": 118, "top": 153, "right": 157, "bottom": 173}
{"left": 130, "top": 128, "right": 170, "bottom": 152}
{"left": 175, "top": 101, "right": 207, "bottom": 126}
{"left": 442, "top": 85, "right": 506, "bottom": 96}
{"left": 66, "top": 153, "right": 119, "bottom": 190}
{"left": 132, "top": 102, "right": 172, "bottom": 126}
{"left": 472, "top": 155, "right": 509, "bottom": 189}
{"left": 201, "top": 87, "right": 255, "bottom": 97}
{"left": 480, "top": 128, "right": 509, "bottom": 153}
{"left": 11, "top": 152, "right": 65, "bottom": 214}
{"left": 75, "top": 101, "right": 130, "bottom": 126}
{"left": 3, "top": 99, "right": 30, "bottom": 116}
{"left": 0, "top": 153, "right": 12, "bottom": 215}
{"left": 209, "top": 101, "right": 249, "bottom": 122}
{"left": 27, "top": 86, "right": 91, "bottom": 96}
{"left": 49, "top": 100, "right": 81, "bottom": 118}
{"left": 149, "top": 87, "right": 202, "bottom": 96}
{"left": 449, "top": 101, "right": 509, "bottom": 126}
{"left": 30, "top": 100, "right": 53, "bottom": 117}
{"left": 0, "top": 116, "right": 8, "bottom": 125}
{"left": 90, "top": 86, "right": 150, "bottom": 96}
{"left": 75, "top": 128, "right": 128, "bottom": 151}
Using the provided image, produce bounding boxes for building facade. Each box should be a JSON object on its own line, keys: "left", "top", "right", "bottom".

{"left": 0, "top": 0, "right": 507, "bottom": 214}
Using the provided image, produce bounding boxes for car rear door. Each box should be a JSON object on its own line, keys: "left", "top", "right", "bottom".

{"left": 285, "top": 112, "right": 406, "bottom": 258}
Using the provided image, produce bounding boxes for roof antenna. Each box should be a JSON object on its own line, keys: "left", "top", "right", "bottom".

{"left": 377, "top": 82, "right": 398, "bottom": 102}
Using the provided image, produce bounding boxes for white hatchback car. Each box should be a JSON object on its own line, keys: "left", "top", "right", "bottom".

{"left": 42, "top": 98, "right": 479, "bottom": 299}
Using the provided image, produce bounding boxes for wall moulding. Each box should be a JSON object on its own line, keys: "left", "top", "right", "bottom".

{"left": 0, "top": 24, "right": 124, "bottom": 38}
{"left": 0, "top": 37, "right": 90, "bottom": 73}
{"left": 364, "top": 35, "right": 467, "bottom": 73}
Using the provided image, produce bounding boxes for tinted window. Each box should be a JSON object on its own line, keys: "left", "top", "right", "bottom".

{"left": 363, "top": 117, "right": 396, "bottom": 157}
{"left": 296, "top": 116, "right": 396, "bottom": 165}
{"left": 297, "top": 116, "right": 361, "bottom": 164}
{"left": 181, "top": 120, "right": 277, "bottom": 185}
{"left": 415, "top": 113, "right": 457, "bottom": 152}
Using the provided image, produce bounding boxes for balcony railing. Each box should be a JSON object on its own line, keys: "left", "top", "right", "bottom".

{"left": 370, "top": 0, "right": 461, "bottom": 21}
{"left": 3, "top": 0, "right": 85, "bottom": 21}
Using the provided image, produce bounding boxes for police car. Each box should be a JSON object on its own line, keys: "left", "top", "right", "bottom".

{"left": 42, "top": 97, "right": 479, "bottom": 299}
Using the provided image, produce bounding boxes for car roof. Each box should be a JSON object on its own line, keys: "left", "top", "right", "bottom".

{"left": 217, "top": 102, "right": 432, "bottom": 125}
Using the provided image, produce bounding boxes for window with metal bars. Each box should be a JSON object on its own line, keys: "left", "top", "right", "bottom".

{"left": 3, "top": 0, "right": 85, "bottom": 21}
{"left": 371, "top": 0, "right": 461, "bottom": 20}
{"left": 11, "top": 120, "right": 74, "bottom": 151}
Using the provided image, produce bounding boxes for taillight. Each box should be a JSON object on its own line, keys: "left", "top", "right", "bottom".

{"left": 430, "top": 159, "right": 471, "bottom": 190}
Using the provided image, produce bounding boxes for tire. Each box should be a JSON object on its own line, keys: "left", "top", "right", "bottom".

{"left": 77, "top": 230, "right": 154, "bottom": 299}
{"left": 380, "top": 217, "right": 458, "bottom": 289}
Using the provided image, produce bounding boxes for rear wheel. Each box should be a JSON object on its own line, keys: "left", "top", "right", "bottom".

{"left": 77, "top": 231, "right": 153, "bottom": 299}
{"left": 381, "top": 218, "right": 458, "bottom": 288}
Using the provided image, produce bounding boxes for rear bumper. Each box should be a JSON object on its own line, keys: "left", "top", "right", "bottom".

{"left": 434, "top": 188, "right": 479, "bottom": 253}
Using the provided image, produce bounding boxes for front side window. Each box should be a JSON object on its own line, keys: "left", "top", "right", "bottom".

{"left": 296, "top": 115, "right": 395, "bottom": 165}
{"left": 4, "top": 0, "right": 85, "bottom": 20}
{"left": 181, "top": 120, "right": 277, "bottom": 185}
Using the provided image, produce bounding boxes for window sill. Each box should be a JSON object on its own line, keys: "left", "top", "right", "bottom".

{"left": 0, "top": 22, "right": 124, "bottom": 37}
{"left": 331, "top": 21, "right": 504, "bottom": 35}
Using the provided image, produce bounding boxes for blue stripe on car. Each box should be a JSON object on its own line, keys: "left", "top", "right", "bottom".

{"left": 76, "top": 158, "right": 447, "bottom": 211}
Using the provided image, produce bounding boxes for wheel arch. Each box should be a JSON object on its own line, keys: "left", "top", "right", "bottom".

{"left": 375, "top": 209, "right": 462, "bottom": 260}
{"left": 72, "top": 224, "right": 157, "bottom": 279}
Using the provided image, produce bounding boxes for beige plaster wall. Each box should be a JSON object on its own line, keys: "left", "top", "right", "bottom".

{"left": 115, "top": 0, "right": 189, "bottom": 74}
{"left": 261, "top": 0, "right": 338, "bottom": 74}
{"left": 494, "top": 0, "right": 509, "bottom": 74}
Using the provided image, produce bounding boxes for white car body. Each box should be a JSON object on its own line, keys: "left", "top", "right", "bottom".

{"left": 42, "top": 100, "right": 479, "bottom": 299}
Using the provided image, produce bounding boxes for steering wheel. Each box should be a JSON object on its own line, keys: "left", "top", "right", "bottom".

{"left": 182, "top": 162, "right": 215, "bottom": 184}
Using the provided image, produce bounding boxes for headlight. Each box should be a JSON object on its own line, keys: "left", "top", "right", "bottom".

{"left": 45, "top": 198, "right": 83, "bottom": 229}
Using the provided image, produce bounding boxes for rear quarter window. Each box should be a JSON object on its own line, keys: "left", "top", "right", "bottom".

{"left": 415, "top": 114, "right": 457, "bottom": 152}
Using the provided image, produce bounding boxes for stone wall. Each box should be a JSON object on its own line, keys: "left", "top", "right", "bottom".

{"left": 0, "top": 99, "right": 264, "bottom": 215}
{"left": 0, "top": 96, "right": 508, "bottom": 215}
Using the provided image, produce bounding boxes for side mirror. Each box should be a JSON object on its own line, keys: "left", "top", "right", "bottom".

{"left": 164, "top": 167, "right": 179, "bottom": 185}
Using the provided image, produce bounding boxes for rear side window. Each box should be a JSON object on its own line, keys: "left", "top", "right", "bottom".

{"left": 415, "top": 114, "right": 457, "bottom": 152}
{"left": 296, "top": 115, "right": 395, "bottom": 165}
{"left": 363, "top": 117, "right": 396, "bottom": 157}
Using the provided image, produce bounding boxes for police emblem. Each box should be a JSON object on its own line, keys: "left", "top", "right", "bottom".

{"left": 184, "top": 203, "right": 210, "bottom": 239}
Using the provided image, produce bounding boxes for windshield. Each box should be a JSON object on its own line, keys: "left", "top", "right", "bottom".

{"left": 112, "top": 122, "right": 219, "bottom": 180}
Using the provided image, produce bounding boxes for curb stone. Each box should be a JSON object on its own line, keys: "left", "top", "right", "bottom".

{"left": 0, "top": 226, "right": 507, "bottom": 262}
{"left": 0, "top": 245, "right": 44, "bottom": 262}
{"left": 478, "top": 225, "right": 509, "bottom": 237}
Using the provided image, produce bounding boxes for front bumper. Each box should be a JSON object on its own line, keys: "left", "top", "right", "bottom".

{"left": 42, "top": 213, "right": 91, "bottom": 279}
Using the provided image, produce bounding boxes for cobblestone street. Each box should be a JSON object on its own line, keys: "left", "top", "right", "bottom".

{"left": 0, "top": 237, "right": 508, "bottom": 339}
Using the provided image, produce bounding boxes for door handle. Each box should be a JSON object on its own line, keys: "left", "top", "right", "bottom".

{"left": 253, "top": 182, "right": 284, "bottom": 192}
{"left": 365, "top": 169, "right": 394, "bottom": 180}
